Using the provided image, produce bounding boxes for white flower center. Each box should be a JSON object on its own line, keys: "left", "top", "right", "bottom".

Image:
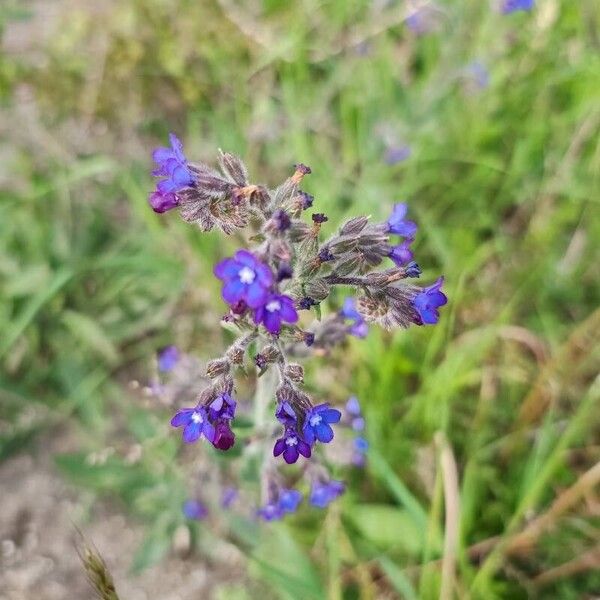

{"left": 191, "top": 412, "right": 203, "bottom": 424}
{"left": 285, "top": 436, "right": 298, "bottom": 446}
{"left": 309, "top": 414, "right": 322, "bottom": 427}
{"left": 238, "top": 266, "right": 256, "bottom": 284}
{"left": 266, "top": 300, "right": 281, "bottom": 313}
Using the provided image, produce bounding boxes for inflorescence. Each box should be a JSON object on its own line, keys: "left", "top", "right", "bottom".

{"left": 148, "top": 134, "right": 447, "bottom": 519}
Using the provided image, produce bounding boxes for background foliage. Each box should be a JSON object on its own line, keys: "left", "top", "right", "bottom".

{"left": 1, "top": 0, "right": 599, "bottom": 598}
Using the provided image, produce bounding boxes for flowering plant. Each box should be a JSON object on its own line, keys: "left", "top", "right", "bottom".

{"left": 149, "top": 134, "right": 447, "bottom": 519}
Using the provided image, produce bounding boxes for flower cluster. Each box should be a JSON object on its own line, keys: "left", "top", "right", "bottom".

{"left": 148, "top": 134, "right": 447, "bottom": 517}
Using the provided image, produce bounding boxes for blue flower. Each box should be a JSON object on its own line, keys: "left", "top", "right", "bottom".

{"left": 214, "top": 250, "right": 273, "bottom": 309}
{"left": 170, "top": 406, "right": 215, "bottom": 444}
{"left": 221, "top": 487, "right": 238, "bottom": 509}
{"left": 384, "top": 145, "right": 411, "bottom": 165}
{"left": 152, "top": 133, "right": 195, "bottom": 195}
{"left": 340, "top": 297, "right": 368, "bottom": 338}
{"left": 303, "top": 404, "right": 342, "bottom": 445}
{"left": 182, "top": 499, "right": 208, "bottom": 520}
{"left": 273, "top": 427, "right": 312, "bottom": 464}
{"left": 352, "top": 437, "right": 369, "bottom": 467}
{"left": 388, "top": 240, "right": 414, "bottom": 267}
{"left": 253, "top": 293, "right": 298, "bottom": 334}
{"left": 157, "top": 345, "right": 180, "bottom": 372}
{"left": 345, "top": 396, "right": 365, "bottom": 431}
{"left": 276, "top": 401, "right": 297, "bottom": 427}
{"left": 278, "top": 489, "right": 302, "bottom": 514}
{"left": 412, "top": 276, "right": 448, "bottom": 325}
{"left": 386, "top": 203, "right": 417, "bottom": 238}
{"left": 257, "top": 503, "right": 283, "bottom": 521}
{"left": 501, "top": 0, "right": 534, "bottom": 14}
{"left": 310, "top": 480, "right": 345, "bottom": 508}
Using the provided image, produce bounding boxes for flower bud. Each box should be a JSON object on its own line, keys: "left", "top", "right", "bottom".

{"left": 284, "top": 364, "right": 304, "bottom": 384}
{"left": 339, "top": 216, "right": 369, "bottom": 236}
{"left": 206, "top": 358, "right": 230, "bottom": 378}
{"left": 304, "top": 278, "right": 331, "bottom": 302}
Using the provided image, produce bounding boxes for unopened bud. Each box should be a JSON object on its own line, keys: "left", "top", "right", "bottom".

{"left": 339, "top": 216, "right": 369, "bottom": 236}
{"left": 304, "top": 278, "right": 331, "bottom": 302}
{"left": 206, "top": 358, "right": 230, "bottom": 378}
{"left": 284, "top": 364, "right": 304, "bottom": 383}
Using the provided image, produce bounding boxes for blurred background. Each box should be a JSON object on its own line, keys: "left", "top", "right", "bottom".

{"left": 1, "top": 0, "right": 599, "bottom": 598}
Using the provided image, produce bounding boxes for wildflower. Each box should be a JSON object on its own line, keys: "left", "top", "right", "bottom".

{"left": 273, "top": 428, "right": 312, "bottom": 464}
{"left": 182, "top": 499, "right": 208, "bottom": 520}
{"left": 212, "top": 420, "right": 235, "bottom": 450}
{"left": 152, "top": 133, "right": 194, "bottom": 194}
{"left": 500, "top": 0, "right": 534, "bottom": 14}
{"left": 221, "top": 487, "right": 238, "bottom": 508}
{"left": 340, "top": 298, "right": 369, "bottom": 338}
{"left": 388, "top": 240, "right": 414, "bottom": 267}
{"left": 384, "top": 145, "right": 411, "bottom": 165}
{"left": 404, "top": 261, "right": 422, "bottom": 278}
{"left": 214, "top": 250, "right": 273, "bottom": 309}
{"left": 312, "top": 213, "right": 328, "bottom": 224}
{"left": 157, "top": 345, "right": 180, "bottom": 372}
{"left": 298, "top": 191, "right": 314, "bottom": 210}
{"left": 310, "top": 479, "right": 345, "bottom": 508}
{"left": 254, "top": 293, "right": 298, "bottom": 335}
{"left": 412, "top": 276, "right": 448, "bottom": 325}
{"left": 148, "top": 190, "right": 179, "bottom": 214}
{"left": 386, "top": 203, "right": 417, "bottom": 238}
{"left": 352, "top": 437, "right": 369, "bottom": 467}
{"left": 170, "top": 406, "right": 215, "bottom": 444}
{"left": 278, "top": 489, "right": 302, "bottom": 513}
{"left": 303, "top": 404, "right": 342, "bottom": 445}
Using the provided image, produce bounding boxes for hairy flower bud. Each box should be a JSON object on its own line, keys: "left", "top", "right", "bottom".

{"left": 339, "top": 216, "right": 369, "bottom": 236}
{"left": 206, "top": 358, "right": 230, "bottom": 378}
{"left": 284, "top": 364, "right": 304, "bottom": 384}
{"left": 304, "top": 278, "right": 331, "bottom": 302}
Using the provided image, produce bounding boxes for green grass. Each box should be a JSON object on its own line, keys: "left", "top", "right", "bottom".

{"left": 1, "top": 0, "right": 600, "bottom": 597}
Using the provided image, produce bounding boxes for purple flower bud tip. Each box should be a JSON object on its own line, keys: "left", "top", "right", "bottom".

{"left": 298, "top": 297, "right": 317, "bottom": 310}
{"left": 298, "top": 191, "right": 314, "bottom": 210}
{"left": 254, "top": 293, "right": 298, "bottom": 335}
{"left": 276, "top": 401, "right": 297, "bottom": 426}
{"left": 312, "top": 213, "right": 328, "bottom": 224}
{"left": 271, "top": 209, "right": 291, "bottom": 232}
{"left": 148, "top": 191, "right": 179, "bottom": 214}
{"left": 276, "top": 262, "right": 293, "bottom": 282}
{"left": 303, "top": 332, "right": 315, "bottom": 347}
{"left": 182, "top": 499, "right": 208, "bottom": 520}
{"left": 212, "top": 421, "right": 235, "bottom": 451}
{"left": 294, "top": 163, "right": 312, "bottom": 175}
{"left": 157, "top": 345, "right": 180, "bottom": 372}
{"left": 208, "top": 393, "right": 236, "bottom": 421}
{"left": 405, "top": 261, "right": 421, "bottom": 278}
{"left": 412, "top": 276, "right": 448, "bottom": 325}
{"left": 303, "top": 404, "right": 342, "bottom": 445}
{"left": 318, "top": 248, "right": 334, "bottom": 262}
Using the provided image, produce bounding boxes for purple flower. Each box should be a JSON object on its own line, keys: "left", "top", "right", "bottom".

{"left": 386, "top": 203, "right": 417, "bottom": 238}
{"left": 253, "top": 294, "right": 298, "bottom": 335}
{"left": 345, "top": 396, "right": 365, "bottom": 431}
{"left": 501, "top": 0, "right": 534, "bottom": 14}
{"left": 157, "top": 345, "right": 180, "bottom": 372}
{"left": 388, "top": 240, "right": 414, "bottom": 267}
{"left": 354, "top": 437, "right": 369, "bottom": 453}
{"left": 302, "top": 404, "right": 341, "bottom": 445}
{"left": 384, "top": 145, "right": 411, "bottom": 165}
{"left": 148, "top": 190, "right": 179, "bottom": 214}
{"left": 340, "top": 298, "right": 368, "bottom": 339}
{"left": 212, "top": 420, "right": 235, "bottom": 450}
{"left": 257, "top": 503, "right": 283, "bottom": 521}
{"left": 278, "top": 489, "right": 302, "bottom": 513}
{"left": 152, "top": 133, "right": 194, "bottom": 195}
{"left": 170, "top": 406, "right": 215, "bottom": 444}
{"left": 273, "top": 427, "right": 312, "bottom": 464}
{"left": 413, "top": 276, "right": 448, "bottom": 325}
{"left": 309, "top": 480, "right": 345, "bottom": 508}
{"left": 182, "top": 499, "right": 208, "bottom": 520}
{"left": 214, "top": 250, "right": 274, "bottom": 309}
{"left": 208, "top": 393, "right": 236, "bottom": 421}
{"left": 276, "top": 401, "right": 297, "bottom": 427}
{"left": 298, "top": 192, "right": 314, "bottom": 210}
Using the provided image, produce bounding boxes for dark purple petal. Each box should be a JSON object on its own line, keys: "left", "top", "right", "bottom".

{"left": 297, "top": 440, "right": 312, "bottom": 458}
{"left": 273, "top": 438, "right": 286, "bottom": 456}
{"left": 263, "top": 311, "right": 282, "bottom": 334}
{"left": 283, "top": 445, "right": 299, "bottom": 464}
{"left": 148, "top": 191, "right": 179, "bottom": 213}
